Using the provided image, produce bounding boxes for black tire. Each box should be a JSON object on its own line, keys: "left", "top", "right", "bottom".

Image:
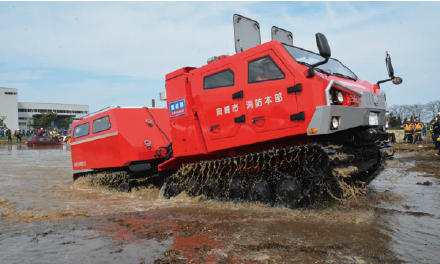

{"left": 275, "top": 177, "right": 302, "bottom": 208}
{"left": 203, "top": 178, "right": 221, "bottom": 199}
{"left": 164, "top": 181, "right": 182, "bottom": 199}
{"left": 225, "top": 176, "right": 244, "bottom": 201}
{"left": 187, "top": 179, "right": 201, "bottom": 197}
{"left": 247, "top": 178, "right": 272, "bottom": 204}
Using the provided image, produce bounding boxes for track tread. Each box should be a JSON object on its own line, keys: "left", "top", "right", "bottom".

{"left": 163, "top": 143, "right": 387, "bottom": 207}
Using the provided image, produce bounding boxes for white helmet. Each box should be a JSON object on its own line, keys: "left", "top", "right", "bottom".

{"left": 437, "top": 112, "right": 440, "bottom": 117}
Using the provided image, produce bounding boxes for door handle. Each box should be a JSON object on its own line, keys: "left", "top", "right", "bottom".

{"left": 252, "top": 118, "right": 265, "bottom": 123}
{"left": 232, "top": 90, "right": 243, "bottom": 99}
{"left": 209, "top": 125, "right": 220, "bottom": 131}
{"left": 234, "top": 115, "right": 246, "bottom": 123}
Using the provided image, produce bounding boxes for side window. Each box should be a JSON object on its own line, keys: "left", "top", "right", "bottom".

{"left": 93, "top": 115, "right": 111, "bottom": 134}
{"left": 38, "top": 137, "right": 45, "bottom": 142}
{"left": 248, "top": 56, "right": 285, "bottom": 83}
{"left": 203, "top": 69, "right": 234, "bottom": 90}
{"left": 46, "top": 137, "right": 52, "bottom": 142}
{"left": 73, "top": 123, "right": 90, "bottom": 139}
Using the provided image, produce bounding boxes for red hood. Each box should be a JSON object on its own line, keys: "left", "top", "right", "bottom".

{"left": 315, "top": 71, "right": 376, "bottom": 94}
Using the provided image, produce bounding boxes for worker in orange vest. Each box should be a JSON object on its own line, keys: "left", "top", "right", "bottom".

{"left": 403, "top": 120, "right": 414, "bottom": 143}
{"left": 413, "top": 119, "right": 423, "bottom": 144}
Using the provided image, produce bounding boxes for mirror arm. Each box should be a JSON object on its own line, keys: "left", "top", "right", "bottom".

{"left": 307, "top": 57, "right": 329, "bottom": 78}
{"left": 376, "top": 77, "right": 393, "bottom": 89}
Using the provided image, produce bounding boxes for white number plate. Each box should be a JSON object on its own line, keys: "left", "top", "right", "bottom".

{"left": 369, "top": 112, "right": 379, "bottom": 125}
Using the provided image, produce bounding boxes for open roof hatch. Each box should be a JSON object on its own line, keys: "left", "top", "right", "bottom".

{"left": 233, "top": 14, "right": 261, "bottom": 53}
{"left": 271, "top": 26, "right": 293, "bottom": 45}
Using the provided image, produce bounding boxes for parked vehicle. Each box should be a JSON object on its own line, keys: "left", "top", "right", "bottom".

{"left": 70, "top": 14, "right": 402, "bottom": 207}
{"left": 26, "top": 136, "right": 60, "bottom": 146}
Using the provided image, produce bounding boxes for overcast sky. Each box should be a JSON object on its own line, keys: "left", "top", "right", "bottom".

{"left": 0, "top": 1, "right": 438, "bottom": 113}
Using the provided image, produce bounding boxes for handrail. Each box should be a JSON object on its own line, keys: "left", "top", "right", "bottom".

{"left": 79, "top": 106, "right": 111, "bottom": 120}
{"left": 325, "top": 79, "right": 363, "bottom": 106}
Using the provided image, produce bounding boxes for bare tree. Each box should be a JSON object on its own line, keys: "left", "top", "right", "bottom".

{"left": 389, "top": 101, "right": 440, "bottom": 127}
{"left": 0, "top": 114, "right": 7, "bottom": 130}
{"left": 402, "top": 104, "right": 414, "bottom": 121}
{"left": 411, "top": 103, "right": 424, "bottom": 121}
{"left": 425, "top": 100, "right": 440, "bottom": 121}
{"left": 388, "top": 104, "right": 405, "bottom": 124}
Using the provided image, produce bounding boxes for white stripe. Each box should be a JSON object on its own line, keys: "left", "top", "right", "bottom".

{"left": 70, "top": 131, "right": 119, "bottom": 146}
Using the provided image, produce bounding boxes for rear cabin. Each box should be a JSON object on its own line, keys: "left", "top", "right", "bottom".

{"left": 70, "top": 107, "right": 171, "bottom": 172}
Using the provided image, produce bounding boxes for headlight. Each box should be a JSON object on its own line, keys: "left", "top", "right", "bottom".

{"left": 369, "top": 112, "right": 379, "bottom": 126}
{"left": 385, "top": 111, "right": 389, "bottom": 129}
{"left": 336, "top": 91, "right": 344, "bottom": 104}
{"left": 331, "top": 116, "right": 339, "bottom": 130}
{"left": 331, "top": 90, "right": 344, "bottom": 105}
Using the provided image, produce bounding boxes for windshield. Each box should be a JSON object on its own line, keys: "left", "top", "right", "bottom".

{"left": 282, "top": 44, "right": 357, "bottom": 80}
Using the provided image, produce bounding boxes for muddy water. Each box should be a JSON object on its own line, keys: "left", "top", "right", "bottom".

{"left": 369, "top": 154, "right": 440, "bottom": 263}
{"left": 0, "top": 145, "right": 439, "bottom": 263}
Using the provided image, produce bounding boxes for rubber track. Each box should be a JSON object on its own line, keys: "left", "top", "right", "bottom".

{"left": 73, "top": 168, "right": 166, "bottom": 192}
{"left": 163, "top": 143, "right": 387, "bottom": 208}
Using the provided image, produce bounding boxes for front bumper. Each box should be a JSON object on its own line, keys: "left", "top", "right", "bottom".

{"left": 307, "top": 105, "right": 387, "bottom": 135}
{"left": 308, "top": 80, "right": 388, "bottom": 136}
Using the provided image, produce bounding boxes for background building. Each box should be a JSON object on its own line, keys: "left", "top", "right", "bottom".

{"left": 0, "top": 87, "right": 18, "bottom": 130}
{"left": 0, "top": 87, "right": 89, "bottom": 131}
{"left": 18, "top": 102, "right": 89, "bottom": 130}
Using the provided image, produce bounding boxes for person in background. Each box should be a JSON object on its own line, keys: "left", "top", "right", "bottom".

{"left": 403, "top": 120, "right": 413, "bottom": 143}
{"left": 433, "top": 113, "right": 440, "bottom": 155}
{"left": 53, "top": 130, "right": 59, "bottom": 142}
{"left": 430, "top": 120, "right": 436, "bottom": 148}
{"left": 6, "top": 129, "right": 12, "bottom": 143}
{"left": 15, "top": 129, "right": 21, "bottom": 143}
{"left": 414, "top": 119, "right": 423, "bottom": 144}
{"left": 423, "top": 122, "right": 427, "bottom": 136}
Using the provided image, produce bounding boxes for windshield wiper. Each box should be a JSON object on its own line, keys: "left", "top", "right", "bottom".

{"left": 332, "top": 73, "right": 356, "bottom": 81}
{"left": 316, "top": 68, "right": 330, "bottom": 76}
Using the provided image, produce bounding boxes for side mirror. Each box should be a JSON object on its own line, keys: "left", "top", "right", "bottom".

{"left": 316, "top": 33, "right": 331, "bottom": 58}
{"left": 377, "top": 52, "right": 402, "bottom": 88}
{"left": 307, "top": 33, "right": 331, "bottom": 78}
{"left": 386, "top": 51, "right": 394, "bottom": 77}
{"left": 393, "top": 77, "right": 403, "bottom": 85}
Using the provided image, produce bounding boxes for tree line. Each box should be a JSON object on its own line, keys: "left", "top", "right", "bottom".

{"left": 29, "top": 112, "right": 74, "bottom": 131}
{"left": 388, "top": 100, "right": 440, "bottom": 128}
{"left": 0, "top": 114, "right": 6, "bottom": 130}
{"left": 0, "top": 112, "right": 73, "bottom": 131}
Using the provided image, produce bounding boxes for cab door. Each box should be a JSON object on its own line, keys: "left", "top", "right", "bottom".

{"left": 244, "top": 51, "right": 300, "bottom": 133}
{"left": 191, "top": 64, "right": 245, "bottom": 147}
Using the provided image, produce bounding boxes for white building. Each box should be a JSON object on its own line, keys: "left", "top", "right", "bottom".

{"left": 0, "top": 87, "right": 89, "bottom": 131}
{"left": 0, "top": 87, "right": 18, "bottom": 130}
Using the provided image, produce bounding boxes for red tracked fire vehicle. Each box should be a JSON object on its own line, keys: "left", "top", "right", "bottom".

{"left": 70, "top": 15, "right": 401, "bottom": 207}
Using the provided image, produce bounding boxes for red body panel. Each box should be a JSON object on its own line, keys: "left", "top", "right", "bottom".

{"left": 70, "top": 107, "right": 171, "bottom": 171}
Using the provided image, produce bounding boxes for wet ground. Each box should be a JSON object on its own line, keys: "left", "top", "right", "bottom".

{"left": 0, "top": 144, "right": 439, "bottom": 263}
